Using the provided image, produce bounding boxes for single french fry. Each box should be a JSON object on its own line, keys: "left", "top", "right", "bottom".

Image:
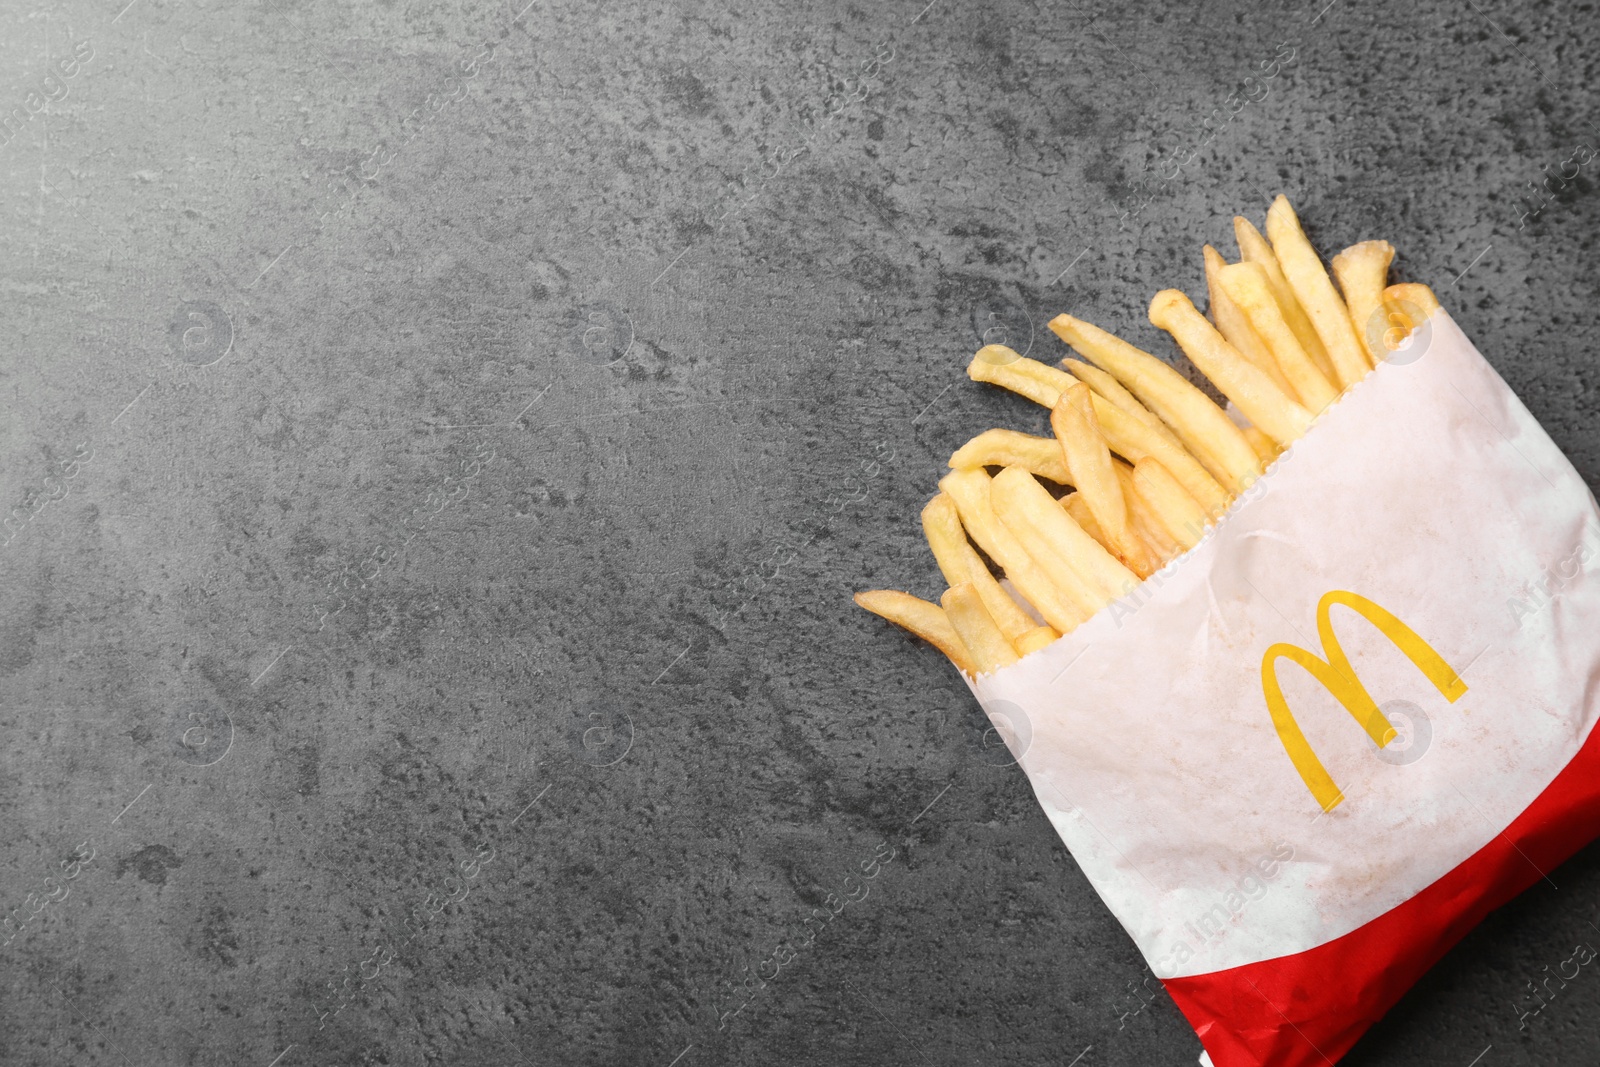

{"left": 1378, "top": 283, "right": 1442, "bottom": 357}
{"left": 1087, "top": 393, "right": 1230, "bottom": 516}
{"left": 967, "top": 346, "right": 1077, "bottom": 407}
{"left": 1051, "top": 385, "right": 1155, "bottom": 578}
{"left": 1371, "top": 303, "right": 1416, "bottom": 355}
{"left": 1265, "top": 195, "right": 1371, "bottom": 389}
{"left": 1050, "top": 313, "right": 1262, "bottom": 494}
{"left": 939, "top": 468, "right": 1088, "bottom": 633}
{"left": 1235, "top": 215, "right": 1337, "bottom": 385}
{"left": 1115, "top": 462, "right": 1179, "bottom": 562}
{"left": 949, "top": 428, "right": 1073, "bottom": 485}
{"left": 1061, "top": 358, "right": 1183, "bottom": 448}
{"left": 1218, "top": 261, "right": 1340, "bottom": 413}
{"left": 1148, "top": 289, "right": 1314, "bottom": 446}
{"left": 1064, "top": 377, "right": 1096, "bottom": 424}
{"left": 1132, "top": 459, "right": 1210, "bottom": 551}
{"left": 1242, "top": 425, "right": 1280, "bottom": 464}
{"left": 991, "top": 465, "right": 1138, "bottom": 604}
{"left": 1013, "top": 625, "right": 1058, "bottom": 656}
{"left": 853, "top": 590, "right": 976, "bottom": 676}
{"left": 1204, "top": 245, "right": 1296, "bottom": 399}
{"left": 920, "top": 494, "right": 1038, "bottom": 645}
{"left": 941, "top": 584, "right": 1020, "bottom": 674}
{"left": 1330, "top": 240, "right": 1396, "bottom": 366}
{"left": 1060, "top": 492, "right": 1110, "bottom": 550}
{"left": 921, "top": 493, "right": 977, "bottom": 590}
{"left": 1385, "top": 282, "right": 1441, "bottom": 319}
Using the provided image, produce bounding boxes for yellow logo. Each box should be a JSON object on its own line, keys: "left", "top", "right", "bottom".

{"left": 1262, "top": 590, "right": 1467, "bottom": 811}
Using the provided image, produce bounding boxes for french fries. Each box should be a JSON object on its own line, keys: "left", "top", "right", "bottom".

{"left": 1330, "top": 240, "right": 1396, "bottom": 366}
{"left": 855, "top": 195, "right": 1439, "bottom": 677}
{"left": 1386, "top": 283, "right": 1440, "bottom": 318}
{"left": 1116, "top": 461, "right": 1180, "bottom": 562}
{"left": 1061, "top": 357, "right": 1183, "bottom": 448}
{"left": 1052, "top": 384, "right": 1156, "bottom": 578}
{"left": 853, "top": 590, "right": 976, "bottom": 676}
{"left": 939, "top": 468, "right": 1089, "bottom": 634}
{"left": 942, "top": 585, "right": 1019, "bottom": 674}
{"left": 1061, "top": 492, "right": 1107, "bottom": 548}
{"left": 967, "top": 349, "right": 1231, "bottom": 515}
{"left": 1235, "top": 215, "right": 1337, "bottom": 385}
{"left": 1377, "top": 283, "right": 1442, "bottom": 357}
{"left": 996, "top": 501, "right": 1112, "bottom": 617}
{"left": 1132, "top": 459, "right": 1210, "bottom": 551}
{"left": 1265, "top": 195, "right": 1371, "bottom": 389}
{"left": 966, "top": 347, "right": 1076, "bottom": 407}
{"left": 921, "top": 493, "right": 1040, "bottom": 646}
{"left": 1086, "top": 395, "right": 1230, "bottom": 516}
{"left": 1382, "top": 283, "right": 1446, "bottom": 342}
{"left": 1148, "top": 289, "right": 1313, "bottom": 447}
{"left": 990, "top": 465, "right": 1138, "bottom": 602}
{"left": 1049, "top": 313, "right": 1263, "bottom": 494}
{"left": 1242, "top": 425, "right": 1280, "bottom": 464}
{"left": 949, "top": 428, "right": 1073, "bottom": 485}
{"left": 1217, "top": 261, "right": 1340, "bottom": 413}
{"left": 1203, "top": 245, "right": 1295, "bottom": 399}
{"left": 1014, "top": 626, "right": 1060, "bottom": 656}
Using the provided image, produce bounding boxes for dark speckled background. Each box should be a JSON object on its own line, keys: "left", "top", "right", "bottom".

{"left": 1, "top": 0, "right": 1598, "bottom": 1064}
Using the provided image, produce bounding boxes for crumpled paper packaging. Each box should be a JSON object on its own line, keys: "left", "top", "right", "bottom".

{"left": 966, "top": 311, "right": 1600, "bottom": 1066}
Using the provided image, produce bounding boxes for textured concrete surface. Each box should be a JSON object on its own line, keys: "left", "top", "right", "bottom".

{"left": 1, "top": 0, "right": 1598, "bottom": 1064}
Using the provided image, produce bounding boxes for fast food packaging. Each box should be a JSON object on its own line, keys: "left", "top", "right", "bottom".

{"left": 964, "top": 308, "right": 1600, "bottom": 1066}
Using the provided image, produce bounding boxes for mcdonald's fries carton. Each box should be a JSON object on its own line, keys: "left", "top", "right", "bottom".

{"left": 967, "top": 309, "right": 1600, "bottom": 1066}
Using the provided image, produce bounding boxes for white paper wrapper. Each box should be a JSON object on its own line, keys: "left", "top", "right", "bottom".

{"left": 965, "top": 310, "right": 1600, "bottom": 991}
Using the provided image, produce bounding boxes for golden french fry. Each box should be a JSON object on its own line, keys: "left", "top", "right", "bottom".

{"left": 1242, "top": 425, "right": 1280, "bottom": 464}
{"left": 1204, "top": 245, "right": 1296, "bottom": 398}
{"left": 1014, "top": 625, "right": 1058, "bottom": 656}
{"left": 949, "top": 428, "right": 1072, "bottom": 485}
{"left": 1376, "top": 283, "right": 1442, "bottom": 358}
{"left": 920, "top": 494, "right": 1038, "bottom": 644}
{"left": 1061, "top": 357, "right": 1183, "bottom": 448}
{"left": 921, "top": 493, "right": 977, "bottom": 590}
{"left": 939, "top": 468, "right": 1088, "bottom": 633}
{"left": 1132, "top": 459, "right": 1210, "bottom": 551}
{"left": 1385, "top": 282, "right": 1441, "bottom": 319}
{"left": 853, "top": 590, "right": 976, "bottom": 676}
{"left": 1330, "top": 240, "right": 1396, "bottom": 366}
{"left": 1373, "top": 302, "right": 1421, "bottom": 362}
{"left": 1115, "top": 462, "right": 1179, "bottom": 562}
{"left": 1371, "top": 305, "right": 1417, "bottom": 355}
{"left": 1064, "top": 375, "right": 1096, "bottom": 424}
{"left": 1050, "top": 313, "right": 1262, "bottom": 492}
{"left": 1060, "top": 492, "right": 1109, "bottom": 550}
{"left": 1087, "top": 393, "right": 1230, "bottom": 516}
{"left": 1265, "top": 195, "right": 1371, "bottom": 389}
{"left": 1148, "top": 289, "right": 1313, "bottom": 446}
{"left": 991, "top": 465, "right": 1138, "bottom": 604}
{"left": 967, "top": 346, "right": 1077, "bottom": 407}
{"left": 1218, "top": 261, "right": 1340, "bottom": 413}
{"left": 1051, "top": 385, "right": 1155, "bottom": 578}
{"left": 941, "top": 584, "right": 1019, "bottom": 674}
{"left": 1235, "top": 215, "right": 1337, "bottom": 384}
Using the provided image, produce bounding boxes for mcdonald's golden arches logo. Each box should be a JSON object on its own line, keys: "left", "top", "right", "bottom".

{"left": 1262, "top": 590, "right": 1467, "bottom": 812}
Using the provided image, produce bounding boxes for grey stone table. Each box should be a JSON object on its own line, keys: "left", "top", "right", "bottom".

{"left": 1, "top": 0, "right": 1596, "bottom": 1063}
